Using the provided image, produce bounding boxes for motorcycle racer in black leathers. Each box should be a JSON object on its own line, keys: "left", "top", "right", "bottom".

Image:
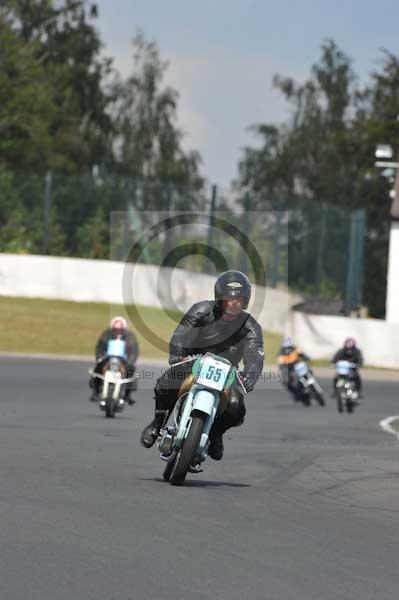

{"left": 332, "top": 337, "right": 364, "bottom": 397}
{"left": 140, "top": 270, "right": 264, "bottom": 461}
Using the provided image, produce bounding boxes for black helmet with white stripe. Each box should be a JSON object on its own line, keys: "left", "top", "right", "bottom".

{"left": 214, "top": 270, "right": 251, "bottom": 309}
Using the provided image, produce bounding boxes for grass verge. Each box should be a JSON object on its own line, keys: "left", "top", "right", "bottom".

{"left": 0, "top": 296, "right": 282, "bottom": 361}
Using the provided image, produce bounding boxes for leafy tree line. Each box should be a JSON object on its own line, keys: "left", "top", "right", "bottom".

{"left": 1, "top": 4, "right": 398, "bottom": 318}
{"left": 237, "top": 40, "right": 399, "bottom": 317}
{"left": 0, "top": 0, "right": 204, "bottom": 257}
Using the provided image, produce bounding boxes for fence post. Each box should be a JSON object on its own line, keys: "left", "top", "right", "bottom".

{"left": 126, "top": 181, "right": 151, "bottom": 264}
{"left": 205, "top": 184, "right": 217, "bottom": 271}
{"left": 239, "top": 193, "right": 251, "bottom": 275}
{"left": 354, "top": 209, "right": 366, "bottom": 308}
{"left": 42, "top": 171, "right": 52, "bottom": 255}
{"left": 270, "top": 211, "right": 283, "bottom": 288}
{"left": 315, "top": 203, "right": 327, "bottom": 294}
{"left": 345, "top": 209, "right": 366, "bottom": 315}
{"left": 163, "top": 183, "right": 173, "bottom": 264}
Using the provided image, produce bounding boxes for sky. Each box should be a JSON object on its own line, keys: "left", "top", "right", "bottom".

{"left": 95, "top": 0, "right": 399, "bottom": 188}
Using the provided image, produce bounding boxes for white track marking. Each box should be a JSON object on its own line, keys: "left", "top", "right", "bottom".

{"left": 380, "top": 416, "right": 399, "bottom": 440}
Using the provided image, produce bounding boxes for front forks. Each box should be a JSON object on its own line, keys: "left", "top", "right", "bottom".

{"left": 158, "top": 389, "right": 219, "bottom": 465}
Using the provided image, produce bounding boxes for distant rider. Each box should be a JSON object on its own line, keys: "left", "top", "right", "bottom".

{"left": 90, "top": 316, "right": 139, "bottom": 404}
{"left": 140, "top": 270, "right": 264, "bottom": 461}
{"left": 332, "top": 337, "right": 363, "bottom": 397}
{"left": 277, "top": 337, "right": 310, "bottom": 395}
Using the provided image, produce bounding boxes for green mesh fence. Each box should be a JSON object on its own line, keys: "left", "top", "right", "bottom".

{"left": 0, "top": 170, "right": 365, "bottom": 313}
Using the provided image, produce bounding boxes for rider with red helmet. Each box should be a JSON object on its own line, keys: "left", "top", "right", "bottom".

{"left": 90, "top": 316, "right": 139, "bottom": 404}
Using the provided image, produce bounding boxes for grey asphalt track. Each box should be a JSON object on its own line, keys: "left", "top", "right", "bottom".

{"left": 0, "top": 357, "right": 398, "bottom": 600}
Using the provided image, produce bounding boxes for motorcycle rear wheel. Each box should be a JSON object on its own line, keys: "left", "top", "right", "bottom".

{"left": 170, "top": 413, "right": 206, "bottom": 486}
{"left": 346, "top": 399, "right": 354, "bottom": 413}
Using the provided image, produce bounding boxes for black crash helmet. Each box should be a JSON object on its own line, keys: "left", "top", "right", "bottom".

{"left": 214, "top": 270, "right": 251, "bottom": 309}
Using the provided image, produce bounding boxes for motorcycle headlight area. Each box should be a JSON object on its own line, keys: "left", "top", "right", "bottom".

{"left": 109, "top": 357, "right": 122, "bottom": 374}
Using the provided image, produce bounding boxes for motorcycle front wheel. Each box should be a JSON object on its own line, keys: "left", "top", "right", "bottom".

{"left": 336, "top": 391, "right": 344, "bottom": 413}
{"left": 310, "top": 385, "right": 325, "bottom": 406}
{"left": 163, "top": 455, "right": 177, "bottom": 481}
{"left": 105, "top": 385, "right": 116, "bottom": 418}
{"left": 170, "top": 413, "right": 206, "bottom": 486}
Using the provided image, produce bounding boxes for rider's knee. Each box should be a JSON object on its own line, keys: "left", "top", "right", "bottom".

{"left": 226, "top": 390, "right": 246, "bottom": 426}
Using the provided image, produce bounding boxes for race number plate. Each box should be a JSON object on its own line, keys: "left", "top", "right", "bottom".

{"left": 196, "top": 356, "right": 231, "bottom": 391}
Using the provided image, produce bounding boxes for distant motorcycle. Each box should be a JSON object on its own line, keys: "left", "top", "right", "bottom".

{"left": 334, "top": 360, "right": 359, "bottom": 413}
{"left": 89, "top": 339, "right": 135, "bottom": 418}
{"left": 157, "top": 352, "right": 246, "bottom": 486}
{"left": 292, "top": 361, "right": 325, "bottom": 406}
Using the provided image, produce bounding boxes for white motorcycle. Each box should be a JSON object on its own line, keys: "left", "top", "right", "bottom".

{"left": 89, "top": 339, "right": 136, "bottom": 418}
{"left": 157, "top": 352, "right": 246, "bottom": 486}
{"left": 293, "top": 360, "right": 325, "bottom": 406}
{"left": 334, "top": 360, "right": 359, "bottom": 413}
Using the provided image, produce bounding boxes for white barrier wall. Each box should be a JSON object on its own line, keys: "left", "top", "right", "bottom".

{"left": 289, "top": 310, "right": 399, "bottom": 369}
{"left": 386, "top": 221, "right": 399, "bottom": 323}
{"left": 0, "top": 253, "right": 300, "bottom": 334}
{"left": 2, "top": 253, "right": 398, "bottom": 367}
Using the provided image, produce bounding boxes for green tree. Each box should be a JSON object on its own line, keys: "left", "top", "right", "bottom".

{"left": 0, "top": 8, "right": 205, "bottom": 259}
{"left": 0, "top": 15, "right": 55, "bottom": 170}
{"left": 5, "top": 0, "right": 115, "bottom": 171}
{"left": 354, "top": 51, "right": 399, "bottom": 316}
{"left": 113, "top": 32, "right": 203, "bottom": 209}
{"left": 75, "top": 207, "right": 109, "bottom": 258}
{"left": 238, "top": 40, "right": 398, "bottom": 317}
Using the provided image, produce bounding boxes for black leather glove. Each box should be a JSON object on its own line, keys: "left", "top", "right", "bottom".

{"left": 239, "top": 373, "right": 255, "bottom": 393}
{"left": 169, "top": 355, "right": 182, "bottom": 366}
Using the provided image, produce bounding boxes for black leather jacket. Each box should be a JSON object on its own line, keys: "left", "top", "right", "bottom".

{"left": 95, "top": 329, "right": 139, "bottom": 366}
{"left": 169, "top": 301, "right": 264, "bottom": 390}
{"left": 332, "top": 347, "right": 363, "bottom": 367}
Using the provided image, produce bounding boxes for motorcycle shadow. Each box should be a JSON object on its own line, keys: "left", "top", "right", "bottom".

{"left": 83, "top": 414, "right": 136, "bottom": 422}
{"left": 140, "top": 477, "right": 251, "bottom": 488}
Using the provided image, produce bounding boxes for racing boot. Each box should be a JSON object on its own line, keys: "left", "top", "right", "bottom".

{"left": 208, "top": 427, "right": 224, "bottom": 461}
{"left": 89, "top": 383, "right": 100, "bottom": 403}
{"left": 140, "top": 410, "right": 167, "bottom": 448}
{"left": 125, "top": 389, "right": 136, "bottom": 406}
{"left": 89, "top": 376, "right": 100, "bottom": 402}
